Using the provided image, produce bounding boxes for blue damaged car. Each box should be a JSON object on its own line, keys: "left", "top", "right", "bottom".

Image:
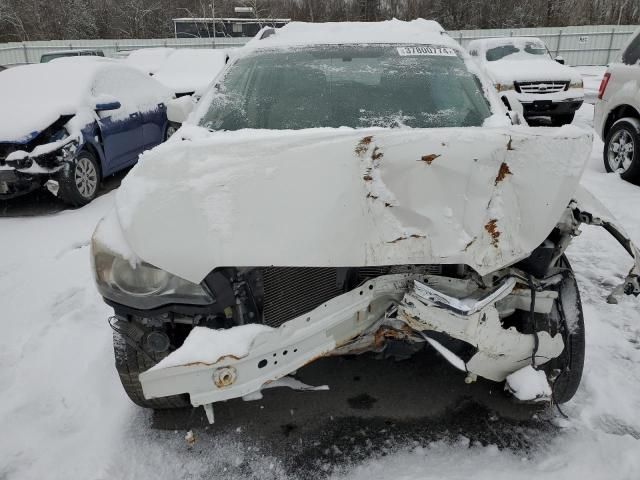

{"left": 0, "top": 58, "right": 173, "bottom": 205}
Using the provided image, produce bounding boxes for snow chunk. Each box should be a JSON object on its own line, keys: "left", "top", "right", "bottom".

{"left": 505, "top": 365, "right": 552, "bottom": 401}
{"left": 150, "top": 324, "right": 273, "bottom": 371}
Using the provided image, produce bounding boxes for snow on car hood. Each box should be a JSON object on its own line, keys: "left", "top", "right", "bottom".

{"left": 111, "top": 126, "right": 592, "bottom": 283}
{"left": 483, "top": 59, "right": 582, "bottom": 84}
{"left": 0, "top": 61, "right": 99, "bottom": 142}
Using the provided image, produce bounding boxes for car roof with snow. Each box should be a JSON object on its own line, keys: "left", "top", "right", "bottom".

{"left": 245, "top": 19, "right": 458, "bottom": 50}
{"left": 152, "top": 49, "right": 228, "bottom": 95}
{"left": 467, "top": 37, "right": 546, "bottom": 50}
{"left": 0, "top": 58, "right": 169, "bottom": 143}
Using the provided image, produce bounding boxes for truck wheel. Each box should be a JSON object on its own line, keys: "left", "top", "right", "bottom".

{"left": 543, "top": 255, "right": 585, "bottom": 404}
{"left": 604, "top": 118, "right": 640, "bottom": 184}
{"left": 551, "top": 113, "right": 575, "bottom": 126}
{"left": 56, "top": 150, "right": 101, "bottom": 206}
{"left": 113, "top": 331, "right": 190, "bottom": 409}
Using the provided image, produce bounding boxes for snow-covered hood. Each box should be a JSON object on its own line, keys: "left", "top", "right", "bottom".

{"left": 112, "top": 126, "right": 592, "bottom": 283}
{"left": 483, "top": 59, "right": 582, "bottom": 85}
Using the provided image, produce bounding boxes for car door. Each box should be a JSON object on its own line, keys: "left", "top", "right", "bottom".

{"left": 116, "top": 68, "right": 171, "bottom": 151}
{"left": 92, "top": 69, "right": 145, "bottom": 171}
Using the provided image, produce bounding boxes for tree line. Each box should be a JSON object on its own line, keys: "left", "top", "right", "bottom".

{"left": 1, "top": 0, "right": 638, "bottom": 42}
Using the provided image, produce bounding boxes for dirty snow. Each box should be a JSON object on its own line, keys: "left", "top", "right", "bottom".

{"left": 1, "top": 103, "right": 640, "bottom": 479}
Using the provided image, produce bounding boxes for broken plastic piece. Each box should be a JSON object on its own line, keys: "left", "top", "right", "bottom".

{"left": 203, "top": 403, "right": 214, "bottom": 424}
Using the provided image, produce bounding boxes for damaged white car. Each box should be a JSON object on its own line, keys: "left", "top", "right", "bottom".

{"left": 91, "top": 20, "right": 640, "bottom": 422}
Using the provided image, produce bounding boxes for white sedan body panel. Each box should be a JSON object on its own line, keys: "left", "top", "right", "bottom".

{"left": 115, "top": 125, "right": 592, "bottom": 284}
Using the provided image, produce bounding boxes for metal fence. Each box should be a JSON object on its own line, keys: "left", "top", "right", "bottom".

{"left": 0, "top": 37, "right": 248, "bottom": 66}
{"left": 0, "top": 24, "right": 638, "bottom": 67}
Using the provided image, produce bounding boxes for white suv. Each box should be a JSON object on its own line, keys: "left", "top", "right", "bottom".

{"left": 467, "top": 37, "right": 584, "bottom": 126}
{"left": 594, "top": 27, "right": 640, "bottom": 183}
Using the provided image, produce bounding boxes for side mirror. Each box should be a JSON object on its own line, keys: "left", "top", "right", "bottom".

{"left": 555, "top": 56, "right": 565, "bottom": 65}
{"left": 167, "top": 96, "right": 196, "bottom": 124}
{"left": 95, "top": 100, "right": 121, "bottom": 112}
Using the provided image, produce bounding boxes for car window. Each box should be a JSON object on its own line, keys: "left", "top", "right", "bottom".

{"left": 485, "top": 40, "right": 549, "bottom": 61}
{"left": 92, "top": 68, "right": 169, "bottom": 113}
{"left": 199, "top": 45, "right": 492, "bottom": 131}
{"left": 622, "top": 32, "right": 640, "bottom": 65}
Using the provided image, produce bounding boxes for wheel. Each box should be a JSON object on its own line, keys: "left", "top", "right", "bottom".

{"left": 164, "top": 122, "right": 180, "bottom": 141}
{"left": 56, "top": 150, "right": 101, "bottom": 206}
{"left": 543, "top": 255, "right": 585, "bottom": 404}
{"left": 113, "top": 330, "right": 190, "bottom": 409}
{"left": 551, "top": 113, "right": 575, "bottom": 126}
{"left": 604, "top": 118, "right": 640, "bottom": 183}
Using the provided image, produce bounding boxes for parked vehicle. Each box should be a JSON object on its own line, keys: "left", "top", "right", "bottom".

{"left": 467, "top": 37, "right": 584, "bottom": 125}
{"left": 594, "top": 27, "right": 640, "bottom": 183}
{"left": 0, "top": 65, "right": 6, "bottom": 73}
{"left": 0, "top": 58, "right": 173, "bottom": 205}
{"left": 40, "top": 49, "right": 104, "bottom": 63}
{"left": 91, "top": 20, "right": 640, "bottom": 422}
{"left": 152, "top": 49, "right": 228, "bottom": 97}
{"left": 124, "top": 48, "right": 175, "bottom": 76}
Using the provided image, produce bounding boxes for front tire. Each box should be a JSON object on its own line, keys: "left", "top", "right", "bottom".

{"left": 543, "top": 256, "right": 585, "bottom": 404}
{"left": 604, "top": 118, "right": 640, "bottom": 184}
{"left": 113, "top": 330, "right": 190, "bottom": 409}
{"left": 56, "top": 150, "right": 101, "bottom": 206}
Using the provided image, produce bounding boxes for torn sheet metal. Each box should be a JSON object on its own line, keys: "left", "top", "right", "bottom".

{"left": 115, "top": 125, "right": 592, "bottom": 284}
{"left": 398, "top": 278, "right": 564, "bottom": 382}
{"left": 573, "top": 185, "right": 640, "bottom": 297}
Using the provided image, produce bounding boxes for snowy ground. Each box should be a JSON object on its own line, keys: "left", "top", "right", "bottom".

{"left": 1, "top": 104, "right": 640, "bottom": 479}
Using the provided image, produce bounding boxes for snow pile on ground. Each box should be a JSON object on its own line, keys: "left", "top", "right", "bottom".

{"left": 0, "top": 103, "right": 639, "bottom": 480}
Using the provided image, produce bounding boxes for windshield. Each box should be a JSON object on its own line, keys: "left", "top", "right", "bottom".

{"left": 485, "top": 40, "right": 550, "bottom": 62}
{"left": 198, "top": 45, "right": 492, "bottom": 130}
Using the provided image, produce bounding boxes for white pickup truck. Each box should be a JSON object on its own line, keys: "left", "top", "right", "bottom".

{"left": 467, "top": 37, "right": 584, "bottom": 126}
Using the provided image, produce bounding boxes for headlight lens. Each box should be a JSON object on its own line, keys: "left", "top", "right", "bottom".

{"left": 569, "top": 79, "right": 584, "bottom": 89}
{"left": 91, "top": 231, "right": 214, "bottom": 310}
{"left": 495, "top": 83, "right": 514, "bottom": 92}
{"left": 111, "top": 257, "right": 171, "bottom": 296}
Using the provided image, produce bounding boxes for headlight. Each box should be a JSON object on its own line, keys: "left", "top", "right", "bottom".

{"left": 495, "top": 83, "right": 514, "bottom": 92}
{"left": 569, "top": 79, "right": 584, "bottom": 89}
{"left": 91, "top": 230, "right": 214, "bottom": 310}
